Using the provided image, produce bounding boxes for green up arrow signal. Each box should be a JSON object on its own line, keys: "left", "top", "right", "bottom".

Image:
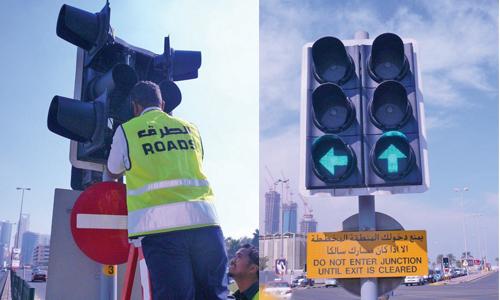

{"left": 319, "top": 148, "right": 348, "bottom": 175}
{"left": 378, "top": 144, "right": 406, "bottom": 173}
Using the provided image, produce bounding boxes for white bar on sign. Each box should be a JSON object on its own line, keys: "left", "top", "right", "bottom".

{"left": 76, "top": 214, "right": 128, "bottom": 230}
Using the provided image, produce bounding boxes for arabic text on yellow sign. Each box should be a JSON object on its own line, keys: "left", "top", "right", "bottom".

{"left": 307, "top": 230, "right": 428, "bottom": 279}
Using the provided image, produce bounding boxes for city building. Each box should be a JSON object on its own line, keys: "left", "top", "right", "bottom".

{"left": 32, "top": 245, "right": 50, "bottom": 267}
{"left": 0, "top": 221, "right": 13, "bottom": 267}
{"left": 14, "top": 213, "right": 30, "bottom": 250}
{"left": 264, "top": 190, "right": 280, "bottom": 234}
{"left": 259, "top": 233, "right": 306, "bottom": 272}
{"left": 282, "top": 202, "right": 298, "bottom": 233}
{"left": 300, "top": 214, "right": 318, "bottom": 234}
{"left": 21, "top": 232, "right": 50, "bottom": 266}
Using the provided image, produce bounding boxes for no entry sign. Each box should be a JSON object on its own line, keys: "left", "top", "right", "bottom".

{"left": 70, "top": 182, "right": 129, "bottom": 265}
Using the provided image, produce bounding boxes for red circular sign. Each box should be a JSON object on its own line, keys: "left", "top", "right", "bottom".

{"left": 71, "top": 182, "right": 129, "bottom": 265}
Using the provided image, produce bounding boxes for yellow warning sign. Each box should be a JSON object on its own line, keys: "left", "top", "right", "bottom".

{"left": 103, "top": 265, "right": 116, "bottom": 276}
{"left": 307, "top": 230, "right": 428, "bottom": 279}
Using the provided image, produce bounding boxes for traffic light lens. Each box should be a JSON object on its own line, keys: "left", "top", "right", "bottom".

{"left": 47, "top": 96, "right": 96, "bottom": 142}
{"left": 312, "top": 83, "right": 355, "bottom": 133}
{"left": 368, "top": 33, "right": 409, "bottom": 82}
{"left": 312, "top": 37, "right": 354, "bottom": 84}
{"left": 370, "top": 131, "right": 415, "bottom": 180}
{"left": 311, "top": 135, "right": 355, "bottom": 183}
{"left": 57, "top": 4, "right": 100, "bottom": 51}
{"left": 159, "top": 80, "right": 182, "bottom": 113}
{"left": 370, "top": 81, "right": 411, "bottom": 130}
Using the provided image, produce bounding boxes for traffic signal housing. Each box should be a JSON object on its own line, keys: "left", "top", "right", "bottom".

{"left": 304, "top": 37, "right": 364, "bottom": 191}
{"left": 300, "top": 33, "right": 429, "bottom": 197}
{"left": 47, "top": 2, "right": 201, "bottom": 189}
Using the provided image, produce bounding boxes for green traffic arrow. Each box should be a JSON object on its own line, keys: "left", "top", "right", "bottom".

{"left": 319, "top": 148, "right": 348, "bottom": 175}
{"left": 378, "top": 144, "right": 406, "bottom": 173}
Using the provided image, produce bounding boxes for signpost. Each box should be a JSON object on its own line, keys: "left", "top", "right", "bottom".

{"left": 307, "top": 230, "right": 428, "bottom": 278}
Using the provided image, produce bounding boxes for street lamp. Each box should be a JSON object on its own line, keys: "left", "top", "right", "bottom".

{"left": 14, "top": 187, "right": 30, "bottom": 249}
{"left": 454, "top": 187, "right": 469, "bottom": 275}
{"left": 469, "top": 213, "right": 485, "bottom": 269}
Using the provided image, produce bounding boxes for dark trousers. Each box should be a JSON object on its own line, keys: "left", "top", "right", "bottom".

{"left": 141, "top": 226, "right": 229, "bottom": 300}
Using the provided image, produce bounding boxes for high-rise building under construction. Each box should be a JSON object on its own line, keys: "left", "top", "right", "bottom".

{"left": 282, "top": 202, "right": 297, "bottom": 233}
{"left": 264, "top": 190, "right": 280, "bottom": 234}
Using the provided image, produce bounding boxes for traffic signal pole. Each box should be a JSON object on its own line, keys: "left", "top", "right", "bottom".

{"left": 359, "top": 195, "right": 377, "bottom": 300}
{"left": 101, "top": 171, "right": 117, "bottom": 300}
{"left": 355, "top": 30, "right": 377, "bottom": 300}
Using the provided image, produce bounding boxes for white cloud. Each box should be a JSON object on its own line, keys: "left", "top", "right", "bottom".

{"left": 260, "top": 0, "right": 498, "bottom": 132}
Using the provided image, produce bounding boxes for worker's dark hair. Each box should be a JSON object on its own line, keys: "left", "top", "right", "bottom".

{"left": 241, "top": 244, "right": 259, "bottom": 278}
{"left": 129, "top": 81, "right": 163, "bottom": 107}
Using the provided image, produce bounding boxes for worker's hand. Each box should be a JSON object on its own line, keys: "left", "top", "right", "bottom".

{"left": 103, "top": 167, "right": 122, "bottom": 181}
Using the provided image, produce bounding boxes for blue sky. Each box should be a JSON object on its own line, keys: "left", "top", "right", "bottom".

{"left": 0, "top": 0, "right": 258, "bottom": 239}
{"left": 260, "top": 0, "right": 499, "bottom": 264}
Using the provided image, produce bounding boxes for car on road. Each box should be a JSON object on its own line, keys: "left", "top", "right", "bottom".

{"left": 263, "top": 281, "right": 292, "bottom": 299}
{"left": 404, "top": 276, "right": 424, "bottom": 286}
{"left": 325, "top": 278, "right": 337, "bottom": 287}
{"left": 30, "top": 268, "right": 47, "bottom": 282}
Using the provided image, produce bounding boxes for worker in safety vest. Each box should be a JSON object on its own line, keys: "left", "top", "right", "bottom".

{"left": 229, "top": 244, "right": 259, "bottom": 300}
{"left": 107, "top": 81, "right": 228, "bottom": 300}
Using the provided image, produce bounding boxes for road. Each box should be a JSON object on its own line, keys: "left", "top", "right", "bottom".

{"left": 291, "top": 272, "right": 499, "bottom": 300}
{"left": 0, "top": 271, "right": 7, "bottom": 298}
{"left": 15, "top": 269, "right": 46, "bottom": 300}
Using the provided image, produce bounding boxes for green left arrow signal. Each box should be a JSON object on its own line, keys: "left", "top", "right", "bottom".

{"left": 378, "top": 144, "right": 406, "bottom": 173}
{"left": 319, "top": 148, "right": 348, "bottom": 175}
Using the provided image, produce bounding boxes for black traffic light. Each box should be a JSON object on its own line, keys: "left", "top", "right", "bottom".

{"left": 362, "top": 33, "right": 424, "bottom": 187}
{"left": 305, "top": 37, "right": 363, "bottom": 190}
{"left": 300, "top": 33, "right": 428, "bottom": 195}
{"left": 47, "top": 2, "right": 201, "bottom": 189}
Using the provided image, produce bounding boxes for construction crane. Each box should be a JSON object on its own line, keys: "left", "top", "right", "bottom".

{"left": 298, "top": 193, "right": 313, "bottom": 217}
{"left": 265, "top": 165, "right": 279, "bottom": 191}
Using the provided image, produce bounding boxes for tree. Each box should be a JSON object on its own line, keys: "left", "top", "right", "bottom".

{"left": 251, "top": 229, "right": 259, "bottom": 248}
{"left": 259, "top": 256, "right": 269, "bottom": 271}
{"left": 447, "top": 253, "right": 456, "bottom": 264}
{"left": 436, "top": 254, "right": 444, "bottom": 265}
{"left": 225, "top": 237, "right": 242, "bottom": 260}
{"left": 224, "top": 235, "right": 255, "bottom": 260}
{"left": 461, "top": 251, "right": 472, "bottom": 259}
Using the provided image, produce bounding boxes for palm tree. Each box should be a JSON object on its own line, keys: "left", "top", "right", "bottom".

{"left": 436, "top": 254, "right": 444, "bottom": 265}
{"left": 259, "top": 256, "right": 269, "bottom": 271}
{"left": 251, "top": 229, "right": 259, "bottom": 248}
{"left": 447, "top": 253, "right": 456, "bottom": 265}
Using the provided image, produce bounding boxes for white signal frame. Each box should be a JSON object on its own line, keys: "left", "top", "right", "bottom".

{"left": 299, "top": 38, "right": 430, "bottom": 197}
{"left": 68, "top": 48, "right": 106, "bottom": 172}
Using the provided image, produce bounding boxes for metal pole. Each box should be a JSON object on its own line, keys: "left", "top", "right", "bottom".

{"left": 14, "top": 187, "right": 30, "bottom": 270}
{"left": 280, "top": 180, "right": 284, "bottom": 260}
{"left": 359, "top": 195, "right": 377, "bottom": 300}
{"left": 15, "top": 188, "right": 29, "bottom": 249}
{"left": 455, "top": 187, "right": 469, "bottom": 275}
{"left": 100, "top": 171, "right": 117, "bottom": 300}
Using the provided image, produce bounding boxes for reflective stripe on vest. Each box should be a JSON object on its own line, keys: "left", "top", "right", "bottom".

{"left": 127, "top": 200, "right": 219, "bottom": 236}
{"left": 127, "top": 178, "right": 210, "bottom": 197}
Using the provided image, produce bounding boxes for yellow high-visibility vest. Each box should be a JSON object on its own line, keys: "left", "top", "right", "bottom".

{"left": 122, "top": 109, "right": 218, "bottom": 237}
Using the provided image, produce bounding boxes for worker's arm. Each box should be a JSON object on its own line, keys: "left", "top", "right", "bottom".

{"left": 107, "top": 126, "right": 128, "bottom": 180}
{"left": 104, "top": 167, "right": 123, "bottom": 180}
